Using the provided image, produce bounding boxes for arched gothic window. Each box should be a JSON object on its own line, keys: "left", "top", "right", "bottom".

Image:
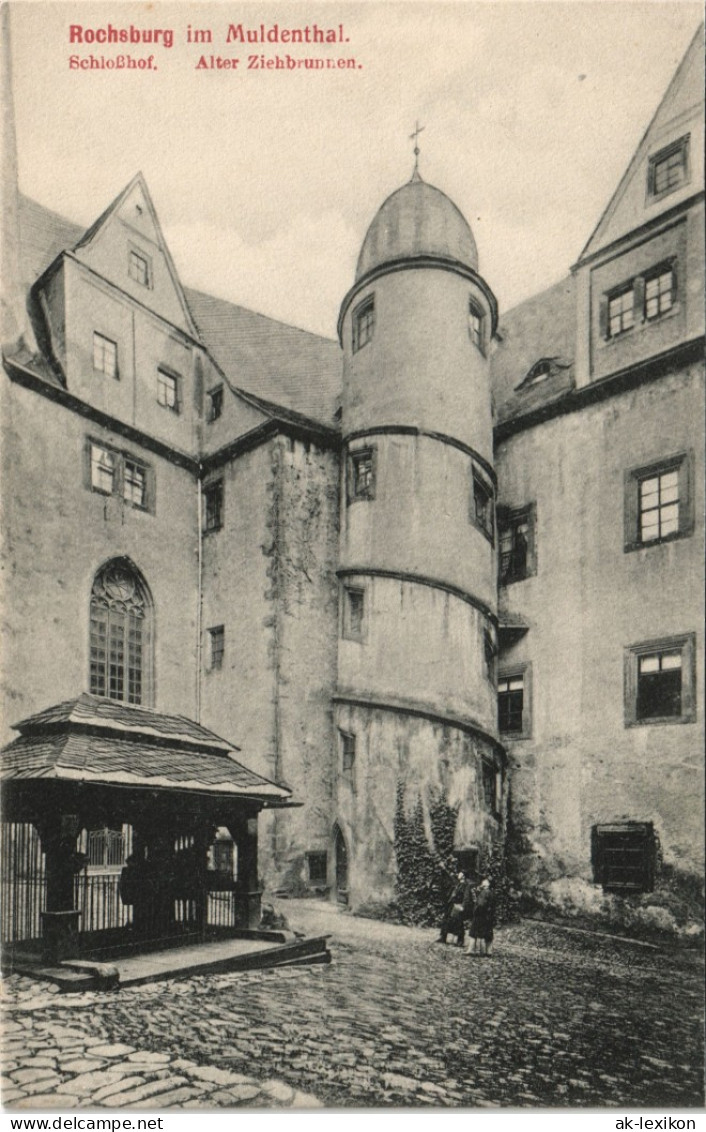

{"left": 89, "top": 559, "right": 153, "bottom": 705}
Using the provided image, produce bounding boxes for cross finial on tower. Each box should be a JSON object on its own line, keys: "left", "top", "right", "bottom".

{"left": 409, "top": 120, "right": 425, "bottom": 180}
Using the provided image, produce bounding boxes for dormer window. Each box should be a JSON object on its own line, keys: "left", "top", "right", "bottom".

{"left": 353, "top": 296, "right": 375, "bottom": 353}
{"left": 648, "top": 136, "right": 690, "bottom": 200}
{"left": 525, "top": 360, "right": 551, "bottom": 385}
{"left": 129, "top": 248, "right": 151, "bottom": 288}
{"left": 468, "top": 300, "right": 485, "bottom": 354}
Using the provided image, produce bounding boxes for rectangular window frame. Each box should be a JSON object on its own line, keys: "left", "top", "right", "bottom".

{"left": 202, "top": 479, "right": 224, "bottom": 534}
{"left": 471, "top": 469, "right": 494, "bottom": 545}
{"left": 341, "top": 584, "right": 366, "bottom": 642}
{"left": 207, "top": 386, "right": 224, "bottom": 423}
{"left": 92, "top": 332, "right": 118, "bottom": 379}
{"left": 208, "top": 625, "right": 225, "bottom": 671}
{"left": 128, "top": 247, "right": 152, "bottom": 288}
{"left": 340, "top": 730, "right": 356, "bottom": 773}
{"left": 157, "top": 368, "right": 181, "bottom": 414}
{"left": 85, "top": 438, "right": 154, "bottom": 513}
{"left": 468, "top": 299, "right": 486, "bottom": 356}
{"left": 481, "top": 759, "right": 502, "bottom": 819}
{"left": 624, "top": 451, "right": 693, "bottom": 552}
{"left": 498, "top": 502, "right": 536, "bottom": 585}
{"left": 591, "top": 822, "right": 657, "bottom": 894}
{"left": 347, "top": 446, "right": 377, "bottom": 503}
{"left": 647, "top": 135, "right": 690, "bottom": 201}
{"left": 352, "top": 295, "right": 375, "bottom": 354}
{"left": 624, "top": 633, "right": 696, "bottom": 728}
{"left": 307, "top": 851, "right": 328, "bottom": 885}
{"left": 498, "top": 663, "right": 532, "bottom": 739}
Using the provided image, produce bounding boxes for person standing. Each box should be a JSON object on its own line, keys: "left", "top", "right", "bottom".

{"left": 467, "top": 877, "right": 495, "bottom": 956}
{"left": 436, "top": 870, "right": 473, "bottom": 947}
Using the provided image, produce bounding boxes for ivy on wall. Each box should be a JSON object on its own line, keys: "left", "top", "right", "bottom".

{"left": 393, "top": 782, "right": 460, "bottom": 926}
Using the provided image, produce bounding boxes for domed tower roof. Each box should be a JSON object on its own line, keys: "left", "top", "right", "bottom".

{"left": 356, "top": 174, "right": 479, "bottom": 281}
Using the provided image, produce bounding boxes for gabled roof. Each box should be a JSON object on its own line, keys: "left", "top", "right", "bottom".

{"left": 72, "top": 172, "right": 202, "bottom": 341}
{"left": 579, "top": 24, "right": 705, "bottom": 263}
{"left": 2, "top": 694, "right": 292, "bottom": 803}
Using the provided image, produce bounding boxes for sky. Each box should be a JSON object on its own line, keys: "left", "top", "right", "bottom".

{"left": 8, "top": 1, "right": 703, "bottom": 339}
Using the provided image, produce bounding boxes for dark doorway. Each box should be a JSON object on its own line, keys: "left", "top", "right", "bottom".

{"left": 334, "top": 825, "right": 348, "bottom": 904}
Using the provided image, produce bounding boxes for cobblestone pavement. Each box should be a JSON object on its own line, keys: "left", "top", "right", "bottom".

{"left": 2, "top": 902, "right": 704, "bottom": 1110}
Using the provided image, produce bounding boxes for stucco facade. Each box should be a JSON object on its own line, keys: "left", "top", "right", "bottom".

{"left": 1, "top": 28, "right": 703, "bottom": 929}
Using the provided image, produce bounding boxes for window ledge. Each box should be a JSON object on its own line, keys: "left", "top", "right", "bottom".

{"left": 624, "top": 527, "right": 693, "bottom": 553}
{"left": 627, "top": 713, "right": 696, "bottom": 728}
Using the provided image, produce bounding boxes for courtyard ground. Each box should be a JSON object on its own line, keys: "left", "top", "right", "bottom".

{"left": 2, "top": 899, "right": 704, "bottom": 1110}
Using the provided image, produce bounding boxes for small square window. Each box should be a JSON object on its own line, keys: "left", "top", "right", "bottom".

{"left": 648, "top": 136, "right": 690, "bottom": 199}
{"left": 624, "top": 452, "right": 693, "bottom": 551}
{"left": 348, "top": 447, "right": 376, "bottom": 502}
{"left": 307, "top": 851, "right": 328, "bottom": 885}
{"left": 93, "top": 332, "right": 118, "bottom": 379}
{"left": 498, "top": 665, "right": 531, "bottom": 738}
{"left": 207, "top": 387, "right": 224, "bottom": 422}
{"left": 208, "top": 625, "right": 225, "bottom": 670}
{"left": 203, "top": 480, "right": 224, "bottom": 533}
{"left": 625, "top": 634, "right": 696, "bottom": 727}
{"left": 472, "top": 472, "right": 494, "bottom": 543}
{"left": 592, "top": 822, "right": 657, "bottom": 893}
{"left": 123, "top": 460, "right": 147, "bottom": 508}
{"left": 340, "top": 731, "right": 356, "bottom": 772}
{"left": 468, "top": 300, "right": 485, "bottom": 354}
{"left": 157, "top": 370, "right": 179, "bottom": 412}
{"left": 353, "top": 296, "right": 375, "bottom": 353}
{"left": 342, "top": 586, "right": 365, "bottom": 641}
{"left": 608, "top": 287, "right": 635, "bottom": 337}
{"left": 90, "top": 443, "right": 116, "bottom": 495}
{"left": 129, "top": 249, "right": 151, "bottom": 287}
{"left": 498, "top": 504, "right": 536, "bottom": 584}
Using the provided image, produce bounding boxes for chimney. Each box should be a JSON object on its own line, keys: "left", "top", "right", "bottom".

{"left": 1, "top": 3, "right": 27, "bottom": 349}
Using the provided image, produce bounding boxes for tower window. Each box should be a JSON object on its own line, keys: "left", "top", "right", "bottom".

{"left": 471, "top": 471, "right": 494, "bottom": 543}
{"left": 483, "top": 630, "right": 497, "bottom": 686}
{"left": 353, "top": 296, "right": 375, "bottom": 353}
{"left": 348, "top": 447, "right": 376, "bottom": 502}
{"left": 482, "top": 761, "right": 501, "bottom": 817}
{"left": 207, "top": 387, "right": 224, "bottom": 422}
{"left": 93, "top": 332, "right": 118, "bottom": 379}
{"left": 342, "top": 586, "right": 365, "bottom": 641}
{"left": 157, "top": 369, "right": 180, "bottom": 412}
{"left": 340, "top": 731, "right": 356, "bottom": 772}
{"left": 129, "top": 248, "right": 151, "bottom": 287}
{"left": 648, "top": 136, "right": 690, "bottom": 199}
{"left": 203, "top": 480, "right": 224, "bottom": 532}
{"left": 468, "top": 300, "right": 485, "bottom": 354}
{"left": 208, "top": 625, "right": 225, "bottom": 670}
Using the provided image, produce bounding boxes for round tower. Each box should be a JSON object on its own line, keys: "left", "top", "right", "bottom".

{"left": 333, "top": 169, "right": 504, "bottom": 907}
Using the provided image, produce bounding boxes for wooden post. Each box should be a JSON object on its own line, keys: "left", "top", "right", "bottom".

{"left": 227, "top": 812, "right": 262, "bottom": 929}
{"left": 36, "top": 813, "right": 81, "bottom": 963}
